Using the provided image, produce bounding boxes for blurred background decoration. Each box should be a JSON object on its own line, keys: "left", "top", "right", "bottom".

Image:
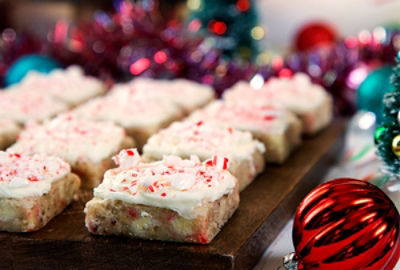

{"left": 188, "top": 0, "right": 260, "bottom": 60}
{"left": 1, "top": 0, "right": 400, "bottom": 117}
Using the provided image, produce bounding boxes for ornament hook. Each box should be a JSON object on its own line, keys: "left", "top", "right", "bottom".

{"left": 282, "top": 252, "right": 298, "bottom": 270}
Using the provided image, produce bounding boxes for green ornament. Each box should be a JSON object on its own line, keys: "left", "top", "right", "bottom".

{"left": 392, "top": 134, "right": 400, "bottom": 157}
{"left": 383, "top": 22, "right": 400, "bottom": 33}
{"left": 357, "top": 65, "right": 395, "bottom": 123}
{"left": 375, "top": 126, "right": 386, "bottom": 144}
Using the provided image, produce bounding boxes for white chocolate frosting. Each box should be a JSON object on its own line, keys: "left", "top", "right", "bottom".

{"left": 0, "top": 91, "right": 67, "bottom": 124}
{"left": 111, "top": 78, "right": 215, "bottom": 112}
{"left": 0, "top": 151, "right": 70, "bottom": 198}
{"left": 143, "top": 120, "right": 265, "bottom": 162}
{"left": 188, "top": 100, "right": 297, "bottom": 135}
{"left": 223, "top": 73, "right": 330, "bottom": 114}
{"left": 92, "top": 149, "right": 237, "bottom": 219}
{"left": 0, "top": 118, "right": 20, "bottom": 135}
{"left": 73, "top": 90, "right": 183, "bottom": 128}
{"left": 9, "top": 114, "right": 126, "bottom": 164}
{"left": 15, "top": 66, "right": 105, "bottom": 106}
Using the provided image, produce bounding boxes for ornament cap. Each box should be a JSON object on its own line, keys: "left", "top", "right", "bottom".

{"left": 283, "top": 252, "right": 298, "bottom": 270}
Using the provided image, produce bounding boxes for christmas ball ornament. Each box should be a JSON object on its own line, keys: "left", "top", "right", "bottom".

{"left": 5, "top": 54, "right": 60, "bottom": 86}
{"left": 294, "top": 22, "right": 337, "bottom": 51}
{"left": 289, "top": 178, "right": 400, "bottom": 270}
{"left": 357, "top": 65, "right": 395, "bottom": 123}
{"left": 375, "top": 126, "right": 386, "bottom": 144}
{"left": 392, "top": 135, "right": 400, "bottom": 157}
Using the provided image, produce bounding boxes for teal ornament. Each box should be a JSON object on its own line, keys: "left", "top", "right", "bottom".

{"left": 5, "top": 55, "right": 61, "bottom": 87}
{"left": 357, "top": 65, "right": 395, "bottom": 123}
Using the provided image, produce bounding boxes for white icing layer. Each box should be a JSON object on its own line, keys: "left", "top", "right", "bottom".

{"left": 223, "top": 73, "right": 329, "bottom": 114}
{"left": 0, "top": 91, "right": 67, "bottom": 124}
{"left": 111, "top": 78, "right": 215, "bottom": 112}
{"left": 0, "top": 151, "right": 70, "bottom": 198}
{"left": 15, "top": 66, "right": 105, "bottom": 105}
{"left": 143, "top": 121, "right": 265, "bottom": 161}
{"left": 0, "top": 118, "right": 19, "bottom": 135}
{"left": 9, "top": 114, "right": 126, "bottom": 164}
{"left": 73, "top": 90, "right": 183, "bottom": 128}
{"left": 93, "top": 149, "right": 237, "bottom": 219}
{"left": 188, "top": 100, "right": 295, "bottom": 135}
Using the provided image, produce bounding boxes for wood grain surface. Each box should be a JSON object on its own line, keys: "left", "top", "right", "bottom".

{"left": 0, "top": 120, "right": 346, "bottom": 270}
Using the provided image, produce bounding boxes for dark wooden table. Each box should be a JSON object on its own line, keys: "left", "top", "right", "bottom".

{"left": 0, "top": 120, "right": 346, "bottom": 270}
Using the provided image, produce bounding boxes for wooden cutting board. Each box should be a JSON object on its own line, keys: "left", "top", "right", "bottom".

{"left": 0, "top": 120, "right": 346, "bottom": 270}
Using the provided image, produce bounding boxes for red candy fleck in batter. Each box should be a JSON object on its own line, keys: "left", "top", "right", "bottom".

{"left": 196, "top": 121, "right": 203, "bottom": 126}
{"left": 109, "top": 188, "right": 117, "bottom": 192}
{"left": 161, "top": 193, "right": 167, "bottom": 197}
{"left": 148, "top": 185, "right": 155, "bottom": 192}
{"left": 128, "top": 209, "right": 138, "bottom": 219}
{"left": 167, "top": 212, "right": 175, "bottom": 221}
{"left": 126, "top": 150, "right": 134, "bottom": 156}
{"left": 228, "top": 128, "right": 233, "bottom": 134}
{"left": 198, "top": 234, "right": 209, "bottom": 244}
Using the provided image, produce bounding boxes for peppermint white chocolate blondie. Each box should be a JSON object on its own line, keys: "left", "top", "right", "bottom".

{"left": 223, "top": 73, "right": 332, "bottom": 135}
{"left": 85, "top": 149, "right": 239, "bottom": 244}
{"left": 188, "top": 101, "right": 302, "bottom": 164}
{"left": 111, "top": 78, "right": 215, "bottom": 114}
{"left": 0, "top": 118, "right": 20, "bottom": 150}
{"left": 0, "top": 151, "right": 80, "bottom": 232}
{"left": 15, "top": 66, "right": 106, "bottom": 106}
{"left": 73, "top": 90, "right": 184, "bottom": 150}
{"left": 8, "top": 114, "right": 135, "bottom": 188}
{"left": 142, "top": 120, "right": 265, "bottom": 191}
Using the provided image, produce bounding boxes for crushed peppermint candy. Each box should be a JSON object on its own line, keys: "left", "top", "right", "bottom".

{"left": 143, "top": 121, "right": 265, "bottom": 159}
{"left": 223, "top": 73, "right": 329, "bottom": 112}
{"left": 9, "top": 114, "right": 126, "bottom": 164}
{"left": 187, "top": 100, "right": 293, "bottom": 135}
{"left": 112, "top": 148, "right": 140, "bottom": 169}
{"left": 0, "top": 91, "right": 67, "bottom": 124}
{"left": 0, "top": 151, "right": 70, "bottom": 198}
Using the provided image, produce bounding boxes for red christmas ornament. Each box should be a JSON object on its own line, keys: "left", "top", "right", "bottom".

{"left": 236, "top": 0, "right": 250, "bottom": 12}
{"left": 294, "top": 22, "right": 337, "bottom": 51}
{"left": 292, "top": 178, "right": 400, "bottom": 270}
{"left": 208, "top": 20, "right": 227, "bottom": 35}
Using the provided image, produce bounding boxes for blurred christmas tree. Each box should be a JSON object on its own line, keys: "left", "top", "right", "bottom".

{"left": 188, "top": 0, "right": 261, "bottom": 60}
{"left": 375, "top": 55, "right": 400, "bottom": 176}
